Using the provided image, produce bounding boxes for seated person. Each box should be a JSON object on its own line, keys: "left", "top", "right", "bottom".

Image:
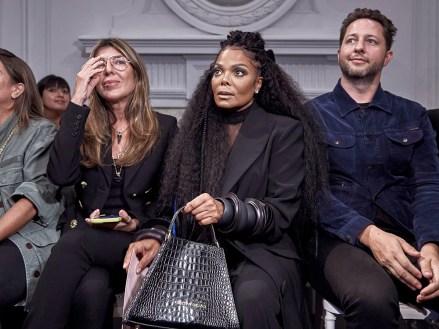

{"left": 306, "top": 8, "right": 439, "bottom": 329}
{"left": 23, "top": 38, "right": 177, "bottom": 329}
{"left": 0, "top": 49, "right": 62, "bottom": 327}
{"left": 38, "top": 75, "right": 75, "bottom": 228}
{"left": 124, "top": 30, "right": 327, "bottom": 329}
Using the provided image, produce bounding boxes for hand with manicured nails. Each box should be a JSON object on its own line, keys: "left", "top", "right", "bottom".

{"left": 123, "top": 239, "right": 160, "bottom": 274}
{"left": 183, "top": 193, "right": 224, "bottom": 226}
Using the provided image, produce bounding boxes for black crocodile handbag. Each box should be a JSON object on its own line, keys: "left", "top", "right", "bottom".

{"left": 123, "top": 207, "right": 240, "bottom": 329}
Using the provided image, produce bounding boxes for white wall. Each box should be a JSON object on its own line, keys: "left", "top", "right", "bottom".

{"left": 1, "top": 0, "right": 438, "bottom": 111}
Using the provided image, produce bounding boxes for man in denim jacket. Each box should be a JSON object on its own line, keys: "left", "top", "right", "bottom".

{"left": 307, "top": 8, "right": 439, "bottom": 329}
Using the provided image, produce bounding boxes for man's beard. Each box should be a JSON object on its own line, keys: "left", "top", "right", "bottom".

{"left": 339, "top": 58, "right": 384, "bottom": 84}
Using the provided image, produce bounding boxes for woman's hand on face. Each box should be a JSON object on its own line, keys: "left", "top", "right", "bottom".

{"left": 113, "top": 209, "right": 139, "bottom": 232}
{"left": 70, "top": 57, "right": 105, "bottom": 106}
{"left": 183, "top": 193, "right": 224, "bottom": 226}
{"left": 123, "top": 239, "right": 160, "bottom": 274}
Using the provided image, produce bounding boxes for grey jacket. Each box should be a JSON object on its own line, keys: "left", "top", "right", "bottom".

{"left": 0, "top": 113, "right": 63, "bottom": 307}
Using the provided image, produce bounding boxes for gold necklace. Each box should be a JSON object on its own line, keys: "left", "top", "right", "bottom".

{"left": 113, "top": 159, "right": 123, "bottom": 176}
{"left": 0, "top": 124, "right": 19, "bottom": 158}
{"left": 112, "top": 152, "right": 124, "bottom": 183}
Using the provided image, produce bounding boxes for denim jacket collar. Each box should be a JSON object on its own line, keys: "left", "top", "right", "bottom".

{"left": 333, "top": 79, "right": 392, "bottom": 117}
{"left": 0, "top": 112, "right": 18, "bottom": 141}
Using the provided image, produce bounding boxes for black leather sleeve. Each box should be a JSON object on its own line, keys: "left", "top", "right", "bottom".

{"left": 134, "top": 227, "right": 167, "bottom": 244}
{"left": 215, "top": 192, "right": 273, "bottom": 238}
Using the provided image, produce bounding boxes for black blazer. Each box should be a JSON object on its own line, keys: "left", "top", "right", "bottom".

{"left": 47, "top": 102, "right": 177, "bottom": 229}
{"left": 220, "top": 104, "right": 306, "bottom": 328}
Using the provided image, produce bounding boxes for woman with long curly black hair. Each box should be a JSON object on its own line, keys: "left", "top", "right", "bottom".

{"left": 125, "top": 30, "right": 327, "bottom": 329}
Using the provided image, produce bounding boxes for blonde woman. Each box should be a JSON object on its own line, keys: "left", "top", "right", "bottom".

{"left": 24, "top": 39, "right": 176, "bottom": 329}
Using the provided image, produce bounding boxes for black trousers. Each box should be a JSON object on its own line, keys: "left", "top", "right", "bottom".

{"left": 0, "top": 240, "right": 26, "bottom": 308}
{"left": 230, "top": 260, "right": 282, "bottom": 329}
{"left": 69, "top": 266, "right": 114, "bottom": 329}
{"left": 23, "top": 225, "right": 132, "bottom": 329}
{"left": 229, "top": 256, "right": 312, "bottom": 329}
{"left": 306, "top": 233, "right": 439, "bottom": 329}
{"left": 0, "top": 240, "right": 26, "bottom": 329}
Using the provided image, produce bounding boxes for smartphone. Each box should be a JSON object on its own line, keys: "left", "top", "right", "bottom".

{"left": 90, "top": 214, "right": 122, "bottom": 224}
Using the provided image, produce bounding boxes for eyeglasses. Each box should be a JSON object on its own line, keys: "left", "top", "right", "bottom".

{"left": 97, "top": 56, "right": 131, "bottom": 71}
{"left": 0, "top": 48, "right": 16, "bottom": 57}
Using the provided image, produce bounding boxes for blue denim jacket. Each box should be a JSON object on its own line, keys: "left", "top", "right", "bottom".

{"left": 311, "top": 80, "right": 439, "bottom": 249}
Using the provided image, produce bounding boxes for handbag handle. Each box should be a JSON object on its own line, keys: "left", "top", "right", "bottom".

{"left": 165, "top": 206, "right": 220, "bottom": 247}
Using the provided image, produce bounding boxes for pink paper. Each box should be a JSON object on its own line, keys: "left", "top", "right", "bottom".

{"left": 123, "top": 250, "right": 148, "bottom": 312}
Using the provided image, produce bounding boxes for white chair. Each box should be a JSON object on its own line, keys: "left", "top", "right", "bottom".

{"left": 323, "top": 299, "right": 432, "bottom": 329}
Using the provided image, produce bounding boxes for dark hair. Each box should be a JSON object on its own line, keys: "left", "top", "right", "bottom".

{"left": 37, "top": 74, "right": 70, "bottom": 96}
{"left": 0, "top": 48, "right": 44, "bottom": 129}
{"left": 340, "top": 8, "right": 397, "bottom": 51}
{"left": 159, "top": 31, "right": 327, "bottom": 241}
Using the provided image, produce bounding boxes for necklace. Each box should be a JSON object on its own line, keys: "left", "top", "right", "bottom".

{"left": 112, "top": 153, "right": 124, "bottom": 183}
{"left": 0, "top": 124, "right": 19, "bottom": 158}
{"left": 112, "top": 125, "right": 129, "bottom": 144}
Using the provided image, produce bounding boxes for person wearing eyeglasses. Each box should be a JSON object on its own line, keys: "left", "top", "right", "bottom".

{"left": 22, "top": 39, "right": 177, "bottom": 329}
{"left": 0, "top": 49, "right": 63, "bottom": 327}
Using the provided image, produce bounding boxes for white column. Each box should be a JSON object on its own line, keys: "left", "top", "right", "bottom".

{"left": 413, "top": 0, "right": 439, "bottom": 109}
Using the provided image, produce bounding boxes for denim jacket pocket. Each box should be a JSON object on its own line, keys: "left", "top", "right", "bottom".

{"left": 324, "top": 132, "right": 356, "bottom": 174}
{"left": 0, "top": 164, "right": 23, "bottom": 185}
{"left": 20, "top": 224, "right": 59, "bottom": 247}
{"left": 0, "top": 166, "right": 23, "bottom": 208}
{"left": 385, "top": 127, "right": 423, "bottom": 174}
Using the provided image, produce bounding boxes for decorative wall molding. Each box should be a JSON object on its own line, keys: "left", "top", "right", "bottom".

{"left": 77, "top": 0, "right": 342, "bottom": 107}
{"left": 27, "top": 0, "right": 51, "bottom": 77}
{"left": 7, "top": 0, "right": 52, "bottom": 80}
{"left": 78, "top": 36, "right": 339, "bottom": 106}
{"left": 163, "top": 0, "right": 297, "bottom": 34}
{"left": 1, "top": 0, "right": 28, "bottom": 59}
{"left": 2, "top": 0, "right": 437, "bottom": 111}
{"left": 74, "top": 0, "right": 438, "bottom": 109}
{"left": 78, "top": 37, "right": 339, "bottom": 56}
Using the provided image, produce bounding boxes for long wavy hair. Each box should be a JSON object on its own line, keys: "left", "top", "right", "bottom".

{"left": 81, "top": 38, "right": 159, "bottom": 167}
{"left": 0, "top": 48, "right": 44, "bottom": 129}
{"left": 159, "top": 31, "right": 327, "bottom": 240}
